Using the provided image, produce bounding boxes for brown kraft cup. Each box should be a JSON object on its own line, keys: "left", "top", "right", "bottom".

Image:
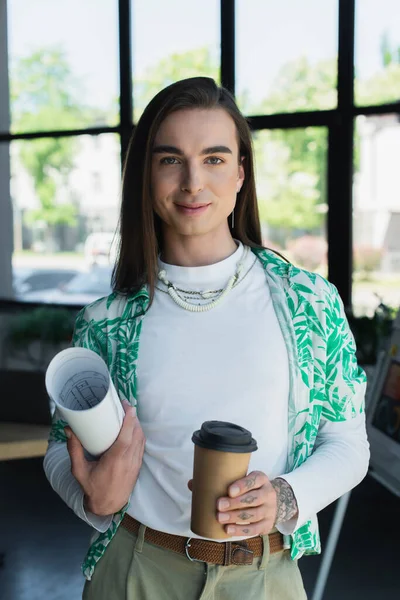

{"left": 190, "top": 421, "right": 258, "bottom": 539}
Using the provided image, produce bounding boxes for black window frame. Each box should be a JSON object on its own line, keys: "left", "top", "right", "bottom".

{"left": 1, "top": 0, "right": 399, "bottom": 309}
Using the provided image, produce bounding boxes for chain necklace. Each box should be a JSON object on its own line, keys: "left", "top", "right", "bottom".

{"left": 156, "top": 255, "right": 257, "bottom": 301}
{"left": 157, "top": 247, "right": 250, "bottom": 313}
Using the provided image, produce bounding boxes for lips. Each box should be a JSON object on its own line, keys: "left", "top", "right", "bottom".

{"left": 175, "top": 203, "right": 210, "bottom": 209}
{"left": 174, "top": 203, "right": 211, "bottom": 216}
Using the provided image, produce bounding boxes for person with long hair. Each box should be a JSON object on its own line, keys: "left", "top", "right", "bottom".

{"left": 44, "top": 77, "right": 369, "bottom": 599}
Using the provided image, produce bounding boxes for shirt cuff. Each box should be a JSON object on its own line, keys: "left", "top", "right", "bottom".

{"left": 275, "top": 514, "right": 299, "bottom": 536}
{"left": 80, "top": 495, "right": 114, "bottom": 533}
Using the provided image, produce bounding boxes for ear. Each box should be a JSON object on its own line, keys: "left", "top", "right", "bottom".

{"left": 237, "top": 156, "right": 245, "bottom": 192}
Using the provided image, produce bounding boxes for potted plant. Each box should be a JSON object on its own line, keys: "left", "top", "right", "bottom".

{"left": 346, "top": 301, "right": 396, "bottom": 367}
{"left": 3, "top": 306, "right": 75, "bottom": 371}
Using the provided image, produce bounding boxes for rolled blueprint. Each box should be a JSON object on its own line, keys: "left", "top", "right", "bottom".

{"left": 45, "top": 347, "right": 125, "bottom": 456}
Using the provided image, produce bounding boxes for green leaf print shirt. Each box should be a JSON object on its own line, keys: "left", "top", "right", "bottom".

{"left": 44, "top": 248, "right": 368, "bottom": 580}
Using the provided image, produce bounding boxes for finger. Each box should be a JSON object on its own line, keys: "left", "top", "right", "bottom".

{"left": 122, "top": 399, "right": 136, "bottom": 416}
{"left": 128, "top": 423, "right": 146, "bottom": 461}
{"left": 228, "top": 471, "right": 269, "bottom": 499}
{"left": 187, "top": 479, "right": 193, "bottom": 492}
{"left": 217, "top": 489, "right": 262, "bottom": 512}
{"left": 114, "top": 403, "right": 136, "bottom": 447}
{"left": 103, "top": 408, "right": 137, "bottom": 460}
{"left": 225, "top": 518, "right": 272, "bottom": 538}
{"left": 217, "top": 505, "right": 267, "bottom": 526}
{"left": 130, "top": 417, "right": 145, "bottom": 445}
{"left": 66, "top": 429, "right": 88, "bottom": 483}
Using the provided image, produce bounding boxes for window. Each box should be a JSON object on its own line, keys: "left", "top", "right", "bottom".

{"left": 236, "top": 0, "right": 338, "bottom": 115}
{"left": 355, "top": 0, "right": 400, "bottom": 107}
{"left": 8, "top": 0, "right": 120, "bottom": 133}
{"left": 254, "top": 128, "right": 328, "bottom": 273}
{"left": 353, "top": 114, "right": 400, "bottom": 316}
{"left": 10, "top": 134, "right": 120, "bottom": 303}
{"left": 1, "top": 0, "right": 399, "bottom": 312}
{"left": 132, "top": 0, "right": 220, "bottom": 122}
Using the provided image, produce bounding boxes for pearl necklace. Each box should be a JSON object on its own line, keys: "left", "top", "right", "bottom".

{"left": 158, "top": 247, "right": 248, "bottom": 313}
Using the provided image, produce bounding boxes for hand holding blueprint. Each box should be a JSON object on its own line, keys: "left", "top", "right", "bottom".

{"left": 45, "top": 347, "right": 125, "bottom": 456}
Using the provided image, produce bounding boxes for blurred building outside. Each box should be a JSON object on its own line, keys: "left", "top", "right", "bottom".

{"left": 11, "top": 133, "right": 120, "bottom": 269}
{"left": 353, "top": 113, "right": 400, "bottom": 315}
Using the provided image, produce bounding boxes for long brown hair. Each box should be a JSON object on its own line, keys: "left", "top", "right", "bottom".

{"left": 112, "top": 77, "right": 265, "bottom": 303}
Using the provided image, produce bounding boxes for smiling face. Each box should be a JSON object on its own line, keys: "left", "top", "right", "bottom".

{"left": 151, "top": 108, "right": 244, "bottom": 245}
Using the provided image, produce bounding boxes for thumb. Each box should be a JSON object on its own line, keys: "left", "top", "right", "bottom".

{"left": 65, "top": 428, "right": 88, "bottom": 483}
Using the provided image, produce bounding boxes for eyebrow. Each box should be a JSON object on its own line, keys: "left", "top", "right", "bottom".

{"left": 152, "top": 145, "right": 233, "bottom": 156}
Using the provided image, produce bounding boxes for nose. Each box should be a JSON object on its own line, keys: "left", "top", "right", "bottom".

{"left": 180, "top": 163, "right": 203, "bottom": 194}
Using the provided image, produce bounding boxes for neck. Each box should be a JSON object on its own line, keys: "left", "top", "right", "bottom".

{"left": 160, "top": 230, "right": 238, "bottom": 267}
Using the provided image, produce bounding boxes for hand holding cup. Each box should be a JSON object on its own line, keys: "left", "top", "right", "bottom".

{"left": 216, "top": 470, "right": 279, "bottom": 536}
{"left": 189, "top": 421, "right": 257, "bottom": 539}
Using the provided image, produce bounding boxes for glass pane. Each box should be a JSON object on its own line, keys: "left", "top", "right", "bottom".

{"left": 355, "top": 0, "right": 400, "bottom": 106}
{"left": 253, "top": 127, "right": 328, "bottom": 273}
{"left": 8, "top": 0, "right": 119, "bottom": 133}
{"left": 353, "top": 115, "right": 400, "bottom": 317}
{"left": 236, "top": 0, "right": 338, "bottom": 115}
{"left": 8, "top": 134, "right": 120, "bottom": 304}
{"left": 132, "top": 0, "right": 220, "bottom": 122}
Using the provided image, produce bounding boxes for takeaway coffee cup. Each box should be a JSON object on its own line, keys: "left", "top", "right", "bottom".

{"left": 45, "top": 347, "right": 125, "bottom": 457}
{"left": 190, "top": 421, "right": 258, "bottom": 539}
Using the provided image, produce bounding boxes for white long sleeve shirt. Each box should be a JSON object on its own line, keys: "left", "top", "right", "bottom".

{"left": 44, "top": 242, "right": 369, "bottom": 539}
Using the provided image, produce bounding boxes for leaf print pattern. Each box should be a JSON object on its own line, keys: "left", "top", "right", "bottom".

{"left": 46, "top": 250, "right": 366, "bottom": 577}
{"left": 48, "top": 410, "right": 68, "bottom": 443}
{"left": 47, "top": 292, "right": 149, "bottom": 579}
{"left": 253, "top": 249, "right": 366, "bottom": 560}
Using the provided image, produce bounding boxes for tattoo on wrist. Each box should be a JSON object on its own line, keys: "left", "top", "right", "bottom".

{"left": 271, "top": 478, "right": 298, "bottom": 525}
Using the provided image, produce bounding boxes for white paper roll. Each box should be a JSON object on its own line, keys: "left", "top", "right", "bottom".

{"left": 45, "top": 347, "right": 125, "bottom": 456}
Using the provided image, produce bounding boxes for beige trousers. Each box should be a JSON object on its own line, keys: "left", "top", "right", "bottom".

{"left": 82, "top": 524, "right": 308, "bottom": 600}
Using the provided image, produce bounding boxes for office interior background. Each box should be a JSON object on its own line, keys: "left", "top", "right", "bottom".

{"left": 0, "top": 1, "right": 399, "bottom": 599}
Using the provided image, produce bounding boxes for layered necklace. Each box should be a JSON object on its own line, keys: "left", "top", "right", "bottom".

{"left": 157, "top": 246, "right": 252, "bottom": 313}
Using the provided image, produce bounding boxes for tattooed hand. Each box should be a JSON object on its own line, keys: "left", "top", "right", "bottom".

{"left": 216, "top": 471, "right": 298, "bottom": 537}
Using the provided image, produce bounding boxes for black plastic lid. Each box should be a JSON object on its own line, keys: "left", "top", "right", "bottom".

{"left": 192, "top": 421, "right": 257, "bottom": 453}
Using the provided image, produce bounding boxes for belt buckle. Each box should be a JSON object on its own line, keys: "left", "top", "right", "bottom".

{"left": 185, "top": 538, "right": 204, "bottom": 563}
{"left": 227, "top": 541, "right": 254, "bottom": 566}
{"left": 185, "top": 537, "right": 254, "bottom": 566}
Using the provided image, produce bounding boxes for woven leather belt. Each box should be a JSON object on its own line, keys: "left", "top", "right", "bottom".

{"left": 121, "top": 514, "right": 284, "bottom": 566}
